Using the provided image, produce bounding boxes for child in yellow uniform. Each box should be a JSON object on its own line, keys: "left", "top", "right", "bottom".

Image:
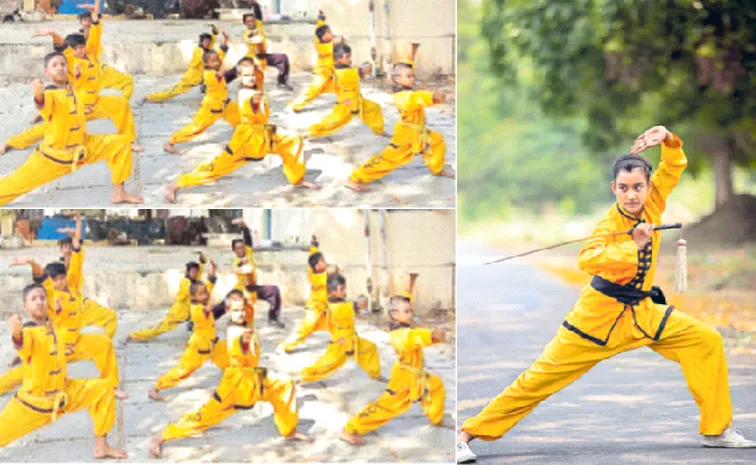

{"left": 341, "top": 274, "right": 450, "bottom": 445}
{"left": 163, "top": 58, "right": 319, "bottom": 204}
{"left": 164, "top": 32, "right": 241, "bottom": 154}
{"left": 347, "top": 57, "right": 454, "bottom": 192}
{"left": 306, "top": 44, "right": 384, "bottom": 139}
{"left": 0, "top": 283, "right": 126, "bottom": 458}
{"left": 298, "top": 273, "right": 382, "bottom": 384}
{"left": 289, "top": 10, "right": 341, "bottom": 112}
{"left": 282, "top": 235, "right": 336, "bottom": 353}
{"left": 242, "top": 9, "right": 293, "bottom": 91}
{"left": 145, "top": 26, "right": 218, "bottom": 102}
{"left": 149, "top": 260, "right": 230, "bottom": 401}
{"left": 147, "top": 291, "right": 312, "bottom": 458}
{"left": 127, "top": 252, "right": 207, "bottom": 342}
{"left": 456, "top": 126, "right": 756, "bottom": 463}
{"left": 0, "top": 52, "right": 142, "bottom": 206}
{"left": 78, "top": 5, "right": 134, "bottom": 99}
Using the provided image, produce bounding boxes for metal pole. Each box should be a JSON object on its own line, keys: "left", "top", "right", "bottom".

{"left": 364, "top": 210, "right": 373, "bottom": 324}
{"left": 379, "top": 210, "right": 388, "bottom": 315}
{"left": 383, "top": 0, "right": 391, "bottom": 75}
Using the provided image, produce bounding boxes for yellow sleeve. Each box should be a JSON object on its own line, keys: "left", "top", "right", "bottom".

{"left": 648, "top": 135, "right": 687, "bottom": 213}
{"left": 309, "top": 270, "right": 326, "bottom": 289}
{"left": 331, "top": 303, "right": 355, "bottom": 340}
{"left": 316, "top": 17, "right": 326, "bottom": 28}
{"left": 15, "top": 327, "right": 36, "bottom": 360}
{"left": 189, "top": 304, "right": 205, "bottom": 324}
{"left": 204, "top": 277, "right": 216, "bottom": 296}
{"left": 578, "top": 218, "right": 639, "bottom": 278}
{"left": 176, "top": 278, "right": 191, "bottom": 303}
{"left": 190, "top": 47, "right": 204, "bottom": 70}
{"left": 210, "top": 32, "right": 217, "bottom": 49}
{"left": 86, "top": 22, "right": 103, "bottom": 60}
{"left": 204, "top": 69, "right": 221, "bottom": 88}
{"left": 409, "top": 91, "right": 435, "bottom": 108}
{"left": 198, "top": 258, "right": 206, "bottom": 279}
{"left": 256, "top": 21, "right": 266, "bottom": 42}
{"left": 36, "top": 88, "right": 56, "bottom": 120}
{"left": 309, "top": 245, "right": 320, "bottom": 255}
{"left": 67, "top": 247, "right": 85, "bottom": 293}
{"left": 410, "top": 328, "right": 434, "bottom": 347}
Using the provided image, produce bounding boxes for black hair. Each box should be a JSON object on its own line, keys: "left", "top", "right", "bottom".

{"left": 226, "top": 289, "right": 244, "bottom": 300}
{"left": 186, "top": 261, "right": 200, "bottom": 274}
{"left": 45, "top": 262, "right": 67, "bottom": 279}
{"left": 390, "top": 295, "right": 411, "bottom": 305}
{"left": 199, "top": 33, "right": 212, "bottom": 45}
{"left": 23, "top": 283, "right": 46, "bottom": 301}
{"left": 327, "top": 273, "right": 346, "bottom": 293}
{"left": 65, "top": 33, "right": 86, "bottom": 48}
{"left": 44, "top": 51, "right": 65, "bottom": 67}
{"left": 231, "top": 238, "right": 245, "bottom": 250}
{"left": 238, "top": 56, "right": 255, "bottom": 67}
{"left": 242, "top": 13, "right": 257, "bottom": 23}
{"left": 77, "top": 11, "right": 92, "bottom": 21}
{"left": 58, "top": 237, "right": 73, "bottom": 248}
{"left": 308, "top": 252, "right": 324, "bottom": 271}
{"left": 203, "top": 49, "right": 219, "bottom": 64}
{"left": 189, "top": 281, "right": 207, "bottom": 298}
{"left": 613, "top": 154, "right": 652, "bottom": 182}
{"left": 315, "top": 25, "right": 331, "bottom": 41}
{"left": 333, "top": 43, "right": 351, "bottom": 60}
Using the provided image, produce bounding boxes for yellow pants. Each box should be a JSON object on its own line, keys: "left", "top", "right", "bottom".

{"left": 82, "top": 298, "right": 118, "bottom": 339}
{"left": 307, "top": 99, "right": 384, "bottom": 139}
{"left": 100, "top": 64, "right": 134, "bottom": 100}
{"left": 0, "top": 134, "right": 133, "bottom": 206}
{"left": 350, "top": 129, "right": 446, "bottom": 184}
{"left": 170, "top": 101, "right": 240, "bottom": 145}
{"left": 128, "top": 301, "right": 190, "bottom": 342}
{"left": 462, "top": 307, "right": 733, "bottom": 439}
{"left": 146, "top": 70, "right": 203, "bottom": 103}
{"left": 5, "top": 122, "right": 46, "bottom": 150}
{"left": 161, "top": 375, "right": 298, "bottom": 441}
{"left": 300, "top": 337, "right": 381, "bottom": 383}
{"left": 345, "top": 365, "right": 445, "bottom": 435}
{"left": 0, "top": 378, "right": 116, "bottom": 446}
{"left": 282, "top": 303, "right": 329, "bottom": 353}
{"left": 0, "top": 333, "right": 120, "bottom": 396}
{"left": 176, "top": 126, "right": 306, "bottom": 189}
{"left": 290, "top": 72, "right": 335, "bottom": 112}
{"left": 154, "top": 340, "right": 229, "bottom": 391}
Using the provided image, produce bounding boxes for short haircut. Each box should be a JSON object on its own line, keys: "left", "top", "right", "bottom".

{"left": 77, "top": 12, "right": 91, "bottom": 21}
{"left": 231, "top": 238, "right": 245, "bottom": 250}
{"left": 392, "top": 62, "right": 413, "bottom": 80}
{"left": 186, "top": 261, "right": 200, "bottom": 273}
{"left": 65, "top": 33, "right": 86, "bottom": 48}
{"left": 308, "top": 252, "right": 324, "bottom": 271}
{"left": 333, "top": 43, "right": 351, "bottom": 60}
{"left": 238, "top": 56, "right": 255, "bottom": 67}
{"left": 203, "top": 49, "right": 219, "bottom": 64}
{"left": 226, "top": 289, "right": 244, "bottom": 299}
{"left": 44, "top": 51, "right": 65, "bottom": 67}
{"left": 189, "top": 281, "right": 206, "bottom": 297}
{"left": 242, "top": 13, "right": 256, "bottom": 23}
{"left": 199, "top": 33, "right": 212, "bottom": 44}
{"left": 327, "top": 273, "right": 346, "bottom": 293}
{"left": 315, "top": 25, "right": 330, "bottom": 40}
{"left": 613, "top": 154, "right": 652, "bottom": 181}
{"left": 45, "top": 262, "right": 67, "bottom": 279}
{"left": 23, "top": 283, "right": 46, "bottom": 301}
{"left": 58, "top": 237, "right": 73, "bottom": 248}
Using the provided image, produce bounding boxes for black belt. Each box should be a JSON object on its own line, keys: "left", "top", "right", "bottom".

{"left": 15, "top": 394, "right": 65, "bottom": 414}
{"left": 590, "top": 275, "right": 667, "bottom": 306}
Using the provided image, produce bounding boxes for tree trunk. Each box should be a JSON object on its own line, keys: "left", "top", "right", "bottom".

{"left": 712, "top": 138, "right": 734, "bottom": 208}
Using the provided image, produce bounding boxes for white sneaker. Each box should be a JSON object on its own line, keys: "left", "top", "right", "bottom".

{"left": 701, "top": 428, "right": 756, "bottom": 448}
{"left": 456, "top": 442, "right": 477, "bottom": 463}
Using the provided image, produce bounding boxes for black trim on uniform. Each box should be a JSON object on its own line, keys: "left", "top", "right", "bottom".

{"left": 652, "top": 306, "right": 675, "bottom": 341}
{"left": 561, "top": 321, "right": 606, "bottom": 346}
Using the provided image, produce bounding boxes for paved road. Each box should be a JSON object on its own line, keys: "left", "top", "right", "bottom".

{"left": 457, "top": 241, "right": 756, "bottom": 465}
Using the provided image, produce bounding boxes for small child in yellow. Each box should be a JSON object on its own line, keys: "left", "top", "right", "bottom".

{"left": 298, "top": 273, "right": 382, "bottom": 384}
{"left": 289, "top": 9, "right": 343, "bottom": 112}
{"left": 148, "top": 260, "right": 230, "bottom": 401}
{"left": 163, "top": 57, "right": 319, "bottom": 204}
{"left": 347, "top": 53, "right": 455, "bottom": 192}
{"left": 144, "top": 26, "right": 219, "bottom": 103}
{"left": 127, "top": 252, "right": 207, "bottom": 342}
{"left": 340, "top": 273, "right": 450, "bottom": 445}
{"left": 242, "top": 8, "right": 293, "bottom": 91}
{"left": 0, "top": 283, "right": 126, "bottom": 458}
{"left": 147, "top": 292, "right": 312, "bottom": 458}
{"left": 282, "top": 235, "right": 338, "bottom": 353}
{"left": 306, "top": 44, "right": 384, "bottom": 139}
{"left": 164, "top": 31, "right": 241, "bottom": 154}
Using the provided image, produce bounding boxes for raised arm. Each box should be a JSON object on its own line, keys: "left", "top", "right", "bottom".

{"left": 577, "top": 218, "right": 639, "bottom": 278}
{"left": 630, "top": 126, "right": 687, "bottom": 213}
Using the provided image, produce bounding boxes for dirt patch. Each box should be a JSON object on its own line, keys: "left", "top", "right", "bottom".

{"left": 684, "top": 194, "right": 756, "bottom": 247}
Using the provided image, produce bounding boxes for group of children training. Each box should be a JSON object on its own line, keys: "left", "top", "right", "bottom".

{"left": 0, "top": 4, "right": 454, "bottom": 206}
{"left": 0, "top": 216, "right": 451, "bottom": 459}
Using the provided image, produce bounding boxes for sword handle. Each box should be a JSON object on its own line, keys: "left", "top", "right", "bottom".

{"left": 627, "top": 223, "right": 683, "bottom": 235}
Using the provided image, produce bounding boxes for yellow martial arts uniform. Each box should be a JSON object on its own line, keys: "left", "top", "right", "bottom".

{"left": 66, "top": 246, "right": 118, "bottom": 339}
{"left": 169, "top": 48, "right": 240, "bottom": 145}
{"left": 299, "top": 300, "right": 381, "bottom": 383}
{"left": 0, "top": 322, "right": 117, "bottom": 446}
{"left": 283, "top": 245, "right": 329, "bottom": 352}
{"left": 153, "top": 281, "right": 230, "bottom": 391}
{"left": 345, "top": 326, "right": 445, "bottom": 435}
{"left": 0, "top": 82, "right": 134, "bottom": 206}
{"left": 128, "top": 260, "right": 206, "bottom": 342}
{"left": 350, "top": 89, "right": 445, "bottom": 184}
{"left": 462, "top": 135, "right": 733, "bottom": 439}
{"left": 244, "top": 20, "right": 268, "bottom": 69}
{"left": 85, "top": 19, "right": 134, "bottom": 99}
{"left": 159, "top": 325, "right": 299, "bottom": 442}
{"left": 175, "top": 91, "right": 306, "bottom": 189}
{"left": 146, "top": 33, "right": 217, "bottom": 102}
{"left": 307, "top": 66, "right": 384, "bottom": 138}
{"left": 290, "top": 16, "right": 335, "bottom": 112}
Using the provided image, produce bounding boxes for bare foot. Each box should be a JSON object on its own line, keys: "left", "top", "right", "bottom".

{"left": 30, "top": 114, "right": 43, "bottom": 124}
{"left": 293, "top": 377, "right": 303, "bottom": 386}
{"left": 163, "top": 142, "right": 179, "bottom": 154}
{"left": 142, "top": 97, "right": 150, "bottom": 104}
{"left": 147, "top": 435, "right": 164, "bottom": 459}
{"left": 0, "top": 144, "right": 9, "bottom": 156}
{"left": 339, "top": 429, "right": 366, "bottom": 446}
{"left": 164, "top": 184, "right": 179, "bottom": 204}
{"left": 345, "top": 179, "right": 370, "bottom": 192}
{"left": 148, "top": 387, "right": 165, "bottom": 401}
{"left": 295, "top": 181, "right": 321, "bottom": 190}
{"left": 111, "top": 186, "right": 144, "bottom": 204}
{"left": 436, "top": 420, "right": 454, "bottom": 429}
{"left": 285, "top": 430, "right": 313, "bottom": 442}
{"left": 114, "top": 388, "right": 129, "bottom": 400}
{"left": 437, "top": 169, "right": 455, "bottom": 178}
{"left": 131, "top": 143, "right": 145, "bottom": 152}
{"left": 375, "top": 375, "right": 389, "bottom": 383}
{"left": 93, "top": 436, "right": 128, "bottom": 459}
{"left": 8, "top": 356, "right": 21, "bottom": 367}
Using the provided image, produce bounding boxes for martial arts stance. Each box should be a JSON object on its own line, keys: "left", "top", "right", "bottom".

{"left": 242, "top": 6, "right": 293, "bottom": 91}
{"left": 282, "top": 235, "right": 337, "bottom": 353}
{"left": 298, "top": 273, "right": 382, "bottom": 384}
{"left": 127, "top": 252, "right": 207, "bottom": 342}
{"left": 456, "top": 126, "right": 756, "bottom": 464}
{"left": 0, "top": 283, "right": 126, "bottom": 458}
{"left": 289, "top": 10, "right": 341, "bottom": 112}
{"left": 0, "top": 51, "right": 142, "bottom": 205}
{"left": 163, "top": 58, "right": 319, "bottom": 203}
{"left": 347, "top": 53, "right": 454, "bottom": 192}
{"left": 341, "top": 274, "right": 451, "bottom": 445}
{"left": 147, "top": 291, "right": 311, "bottom": 458}
{"left": 306, "top": 43, "right": 384, "bottom": 139}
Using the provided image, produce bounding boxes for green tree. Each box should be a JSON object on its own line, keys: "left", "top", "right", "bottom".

{"left": 481, "top": 0, "right": 755, "bottom": 209}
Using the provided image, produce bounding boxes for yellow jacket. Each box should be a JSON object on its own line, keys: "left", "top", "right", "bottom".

{"left": 307, "top": 245, "right": 328, "bottom": 311}
{"left": 314, "top": 17, "right": 334, "bottom": 76}
{"left": 189, "top": 33, "right": 217, "bottom": 75}
{"left": 176, "top": 260, "right": 206, "bottom": 308}
{"left": 215, "top": 326, "right": 264, "bottom": 408}
{"left": 388, "top": 326, "right": 436, "bottom": 399}
{"left": 391, "top": 90, "right": 436, "bottom": 154}
{"left": 13, "top": 323, "right": 68, "bottom": 411}
{"left": 244, "top": 21, "right": 267, "bottom": 59}
{"left": 328, "top": 300, "right": 357, "bottom": 352}
{"left": 34, "top": 83, "right": 87, "bottom": 164}
{"left": 563, "top": 135, "right": 688, "bottom": 347}
{"left": 40, "top": 277, "right": 85, "bottom": 351}
{"left": 334, "top": 66, "right": 362, "bottom": 111}
{"left": 65, "top": 246, "right": 85, "bottom": 294}
{"left": 201, "top": 47, "right": 232, "bottom": 110}
{"left": 84, "top": 20, "right": 103, "bottom": 61}
{"left": 187, "top": 277, "right": 218, "bottom": 351}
